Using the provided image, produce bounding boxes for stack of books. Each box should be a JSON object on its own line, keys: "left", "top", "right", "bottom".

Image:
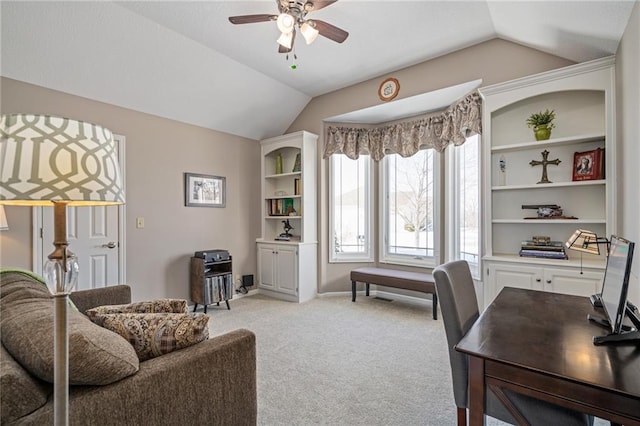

{"left": 519, "top": 240, "right": 568, "bottom": 259}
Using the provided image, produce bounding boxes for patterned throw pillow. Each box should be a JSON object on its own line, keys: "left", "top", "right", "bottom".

{"left": 86, "top": 299, "right": 188, "bottom": 325}
{"left": 91, "top": 313, "right": 209, "bottom": 361}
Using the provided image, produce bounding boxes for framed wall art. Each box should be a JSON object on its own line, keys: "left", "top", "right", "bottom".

{"left": 184, "top": 172, "right": 226, "bottom": 207}
{"left": 378, "top": 77, "right": 400, "bottom": 102}
{"left": 572, "top": 148, "right": 604, "bottom": 181}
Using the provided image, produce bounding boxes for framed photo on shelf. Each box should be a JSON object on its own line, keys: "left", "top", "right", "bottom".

{"left": 572, "top": 148, "right": 604, "bottom": 181}
{"left": 184, "top": 172, "right": 226, "bottom": 207}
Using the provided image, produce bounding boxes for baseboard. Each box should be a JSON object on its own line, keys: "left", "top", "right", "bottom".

{"left": 233, "top": 287, "right": 260, "bottom": 299}
{"left": 316, "top": 291, "right": 358, "bottom": 298}
{"left": 375, "top": 290, "right": 434, "bottom": 308}
{"left": 318, "top": 290, "right": 435, "bottom": 308}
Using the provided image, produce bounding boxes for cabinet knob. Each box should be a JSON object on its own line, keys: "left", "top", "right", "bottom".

{"left": 535, "top": 278, "right": 541, "bottom": 282}
{"left": 546, "top": 280, "right": 552, "bottom": 284}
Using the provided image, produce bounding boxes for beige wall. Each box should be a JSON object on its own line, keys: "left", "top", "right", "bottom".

{"left": 616, "top": 0, "right": 640, "bottom": 303}
{"left": 286, "top": 38, "right": 575, "bottom": 294}
{"left": 0, "top": 78, "right": 262, "bottom": 301}
{"left": 8, "top": 35, "right": 631, "bottom": 300}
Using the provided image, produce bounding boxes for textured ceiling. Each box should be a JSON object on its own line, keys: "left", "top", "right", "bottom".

{"left": 1, "top": 1, "right": 635, "bottom": 140}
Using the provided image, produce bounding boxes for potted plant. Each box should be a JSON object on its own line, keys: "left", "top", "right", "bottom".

{"left": 526, "top": 109, "right": 556, "bottom": 141}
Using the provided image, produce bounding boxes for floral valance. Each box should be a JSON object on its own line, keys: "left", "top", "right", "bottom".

{"left": 323, "top": 90, "right": 482, "bottom": 161}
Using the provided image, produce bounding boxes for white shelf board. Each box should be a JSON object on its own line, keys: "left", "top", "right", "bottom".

{"left": 265, "top": 171, "right": 301, "bottom": 179}
{"left": 265, "top": 195, "right": 302, "bottom": 200}
{"left": 492, "top": 179, "right": 605, "bottom": 191}
{"left": 492, "top": 219, "right": 606, "bottom": 224}
{"left": 265, "top": 215, "right": 302, "bottom": 220}
{"left": 484, "top": 254, "right": 606, "bottom": 270}
{"left": 491, "top": 133, "right": 605, "bottom": 153}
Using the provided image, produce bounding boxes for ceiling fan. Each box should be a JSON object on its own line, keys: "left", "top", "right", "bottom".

{"left": 228, "top": 0, "right": 349, "bottom": 54}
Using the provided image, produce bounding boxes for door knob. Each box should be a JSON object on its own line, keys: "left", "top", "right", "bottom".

{"left": 102, "top": 242, "right": 117, "bottom": 249}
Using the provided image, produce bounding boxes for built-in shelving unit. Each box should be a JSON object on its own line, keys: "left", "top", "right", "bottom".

{"left": 479, "top": 56, "right": 616, "bottom": 308}
{"left": 257, "top": 131, "right": 318, "bottom": 303}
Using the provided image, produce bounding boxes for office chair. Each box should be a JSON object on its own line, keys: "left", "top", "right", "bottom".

{"left": 433, "top": 260, "right": 593, "bottom": 426}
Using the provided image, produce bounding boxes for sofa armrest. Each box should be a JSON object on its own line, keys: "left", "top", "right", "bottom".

{"left": 69, "top": 285, "right": 132, "bottom": 314}
{"left": 19, "top": 329, "right": 257, "bottom": 426}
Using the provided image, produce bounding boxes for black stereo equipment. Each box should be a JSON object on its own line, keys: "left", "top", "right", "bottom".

{"left": 194, "top": 249, "right": 230, "bottom": 263}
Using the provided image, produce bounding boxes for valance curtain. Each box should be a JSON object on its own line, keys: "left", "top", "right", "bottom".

{"left": 323, "top": 90, "right": 482, "bottom": 161}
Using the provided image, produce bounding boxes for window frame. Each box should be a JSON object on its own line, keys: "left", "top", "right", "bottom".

{"left": 379, "top": 149, "right": 441, "bottom": 268}
{"left": 328, "top": 154, "right": 374, "bottom": 263}
{"left": 446, "top": 134, "right": 481, "bottom": 277}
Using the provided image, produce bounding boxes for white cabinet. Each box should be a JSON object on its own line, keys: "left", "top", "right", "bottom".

{"left": 258, "top": 243, "right": 297, "bottom": 295}
{"left": 257, "top": 131, "right": 318, "bottom": 303}
{"left": 257, "top": 242, "right": 317, "bottom": 303}
{"left": 480, "top": 57, "right": 615, "bottom": 307}
{"left": 485, "top": 260, "right": 603, "bottom": 307}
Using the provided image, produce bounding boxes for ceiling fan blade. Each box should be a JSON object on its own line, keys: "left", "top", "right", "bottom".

{"left": 279, "top": 44, "right": 291, "bottom": 54}
{"left": 312, "top": 20, "right": 348, "bottom": 43}
{"left": 306, "top": 1, "right": 338, "bottom": 12}
{"left": 228, "top": 14, "right": 276, "bottom": 25}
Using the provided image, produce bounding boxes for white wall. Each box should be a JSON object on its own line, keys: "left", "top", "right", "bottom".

{"left": 616, "top": 0, "right": 640, "bottom": 304}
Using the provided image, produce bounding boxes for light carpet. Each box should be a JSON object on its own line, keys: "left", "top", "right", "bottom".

{"left": 206, "top": 294, "right": 606, "bottom": 426}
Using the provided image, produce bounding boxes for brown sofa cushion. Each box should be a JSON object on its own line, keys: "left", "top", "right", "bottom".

{"left": 0, "top": 271, "right": 139, "bottom": 385}
{"left": 0, "top": 345, "right": 51, "bottom": 424}
{"left": 86, "top": 299, "right": 188, "bottom": 325}
{"left": 93, "top": 312, "right": 209, "bottom": 361}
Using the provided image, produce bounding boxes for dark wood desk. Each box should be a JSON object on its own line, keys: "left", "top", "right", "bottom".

{"left": 456, "top": 287, "right": 640, "bottom": 426}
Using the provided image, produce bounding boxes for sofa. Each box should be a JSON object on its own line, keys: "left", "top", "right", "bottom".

{"left": 0, "top": 270, "right": 257, "bottom": 425}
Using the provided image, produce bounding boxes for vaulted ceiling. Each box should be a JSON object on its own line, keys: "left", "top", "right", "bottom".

{"left": 1, "top": 1, "right": 636, "bottom": 140}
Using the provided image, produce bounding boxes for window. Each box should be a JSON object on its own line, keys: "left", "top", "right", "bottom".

{"left": 381, "top": 150, "right": 439, "bottom": 267}
{"left": 329, "top": 155, "right": 373, "bottom": 262}
{"left": 448, "top": 134, "right": 480, "bottom": 274}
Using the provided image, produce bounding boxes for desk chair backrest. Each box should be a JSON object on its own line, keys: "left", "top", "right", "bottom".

{"left": 433, "top": 260, "right": 478, "bottom": 410}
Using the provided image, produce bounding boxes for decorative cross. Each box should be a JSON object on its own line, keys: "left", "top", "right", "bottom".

{"left": 529, "top": 150, "right": 561, "bottom": 184}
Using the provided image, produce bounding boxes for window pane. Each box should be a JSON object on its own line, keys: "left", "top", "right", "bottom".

{"left": 383, "top": 150, "right": 435, "bottom": 263}
{"left": 330, "top": 155, "right": 372, "bottom": 261}
{"left": 455, "top": 135, "right": 479, "bottom": 266}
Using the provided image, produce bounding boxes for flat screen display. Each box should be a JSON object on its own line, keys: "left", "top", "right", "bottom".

{"left": 600, "top": 236, "right": 635, "bottom": 334}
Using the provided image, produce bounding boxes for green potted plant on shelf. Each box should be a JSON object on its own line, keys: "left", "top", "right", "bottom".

{"left": 526, "top": 109, "right": 556, "bottom": 141}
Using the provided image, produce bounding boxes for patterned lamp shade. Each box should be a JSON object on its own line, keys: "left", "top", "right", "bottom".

{"left": 565, "top": 229, "right": 601, "bottom": 255}
{"left": 0, "top": 114, "right": 125, "bottom": 205}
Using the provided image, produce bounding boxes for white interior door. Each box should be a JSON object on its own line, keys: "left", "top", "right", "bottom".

{"left": 34, "top": 135, "right": 126, "bottom": 290}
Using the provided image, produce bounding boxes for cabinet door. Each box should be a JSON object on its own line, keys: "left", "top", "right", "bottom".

{"left": 257, "top": 245, "right": 276, "bottom": 290}
{"left": 487, "top": 263, "right": 542, "bottom": 306}
{"left": 543, "top": 267, "right": 602, "bottom": 297}
{"left": 275, "top": 245, "right": 297, "bottom": 295}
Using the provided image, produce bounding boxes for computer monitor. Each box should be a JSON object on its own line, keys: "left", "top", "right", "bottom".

{"left": 596, "top": 236, "right": 636, "bottom": 342}
{"left": 589, "top": 235, "right": 640, "bottom": 345}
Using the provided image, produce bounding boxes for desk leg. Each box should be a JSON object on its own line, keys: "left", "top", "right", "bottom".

{"left": 468, "top": 356, "right": 486, "bottom": 426}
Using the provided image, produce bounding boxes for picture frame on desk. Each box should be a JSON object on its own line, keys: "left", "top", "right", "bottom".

{"left": 572, "top": 148, "right": 604, "bottom": 181}
{"left": 184, "top": 172, "right": 226, "bottom": 207}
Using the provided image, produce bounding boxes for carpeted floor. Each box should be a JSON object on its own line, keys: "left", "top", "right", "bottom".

{"left": 206, "top": 294, "right": 607, "bottom": 426}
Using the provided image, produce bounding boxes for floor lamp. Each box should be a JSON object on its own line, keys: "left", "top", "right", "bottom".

{"left": 0, "top": 114, "right": 125, "bottom": 426}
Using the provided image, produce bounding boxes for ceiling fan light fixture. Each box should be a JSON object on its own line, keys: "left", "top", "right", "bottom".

{"left": 277, "top": 31, "right": 293, "bottom": 49}
{"left": 276, "top": 13, "right": 295, "bottom": 34}
{"left": 300, "top": 21, "right": 319, "bottom": 44}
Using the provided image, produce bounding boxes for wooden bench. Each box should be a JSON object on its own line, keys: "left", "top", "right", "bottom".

{"left": 350, "top": 267, "right": 438, "bottom": 320}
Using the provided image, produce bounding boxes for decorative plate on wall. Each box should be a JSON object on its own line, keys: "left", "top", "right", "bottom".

{"left": 378, "top": 77, "right": 400, "bottom": 102}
